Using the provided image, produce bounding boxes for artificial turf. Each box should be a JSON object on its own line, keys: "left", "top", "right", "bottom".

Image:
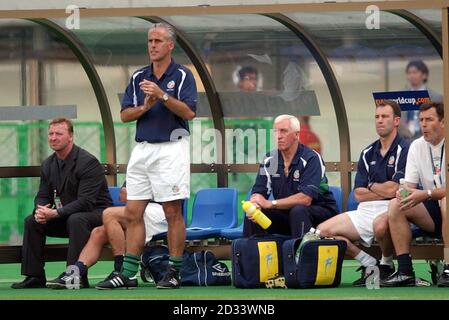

{"left": 0, "top": 260, "right": 448, "bottom": 300}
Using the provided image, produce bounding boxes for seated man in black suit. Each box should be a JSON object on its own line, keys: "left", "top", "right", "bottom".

{"left": 11, "top": 118, "right": 112, "bottom": 289}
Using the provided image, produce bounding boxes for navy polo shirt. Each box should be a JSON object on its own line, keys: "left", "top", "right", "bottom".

{"left": 121, "top": 60, "right": 197, "bottom": 143}
{"left": 252, "top": 144, "right": 337, "bottom": 208}
{"left": 354, "top": 133, "right": 410, "bottom": 196}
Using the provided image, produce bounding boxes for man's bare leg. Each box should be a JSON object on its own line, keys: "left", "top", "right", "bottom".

{"left": 121, "top": 200, "right": 148, "bottom": 279}
{"left": 318, "top": 214, "right": 377, "bottom": 266}
{"left": 318, "top": 214, "right": 362, "bottom": 258}
{"left": 163, "top": 200, "right": 186, "bottom": 258}
{"left": 102, "top": 207, "right": 128, "bottom": 273}
{"left": 383, "top": 198, "right": 435, "bottom": 286}
{"left": 373, "top": 213, "right": 394, "bottom": 266}
{"left": 78, "top": 226, "right": 108, "bottom": 268}
{"left": 75, "top": 208, "right": 130, "bottom": 281}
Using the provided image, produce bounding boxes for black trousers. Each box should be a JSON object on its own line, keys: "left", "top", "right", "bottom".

{"left": 243, "top": 204, "right": 338, "bottom": 238}
{"left": 21, "top": 210, "right": 103, "bottom": 277}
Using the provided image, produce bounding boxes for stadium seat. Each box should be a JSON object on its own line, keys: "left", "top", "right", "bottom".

{"left": 108, "top": 186, "right": 126, "bottom": 207}
{"left": 329, "top": 186, "right": 342, "bottom": 213}
{"left": 186, "top": 188, "right": 239, "bottom": 240}
{"left": 220, "top": 224, "right": 244, "bottom": 240}
{"left": 220, "top": 189, "right": 274, "bottom": 240}
{"left": 346, "top": 190, "right": 359, "bottom": 211}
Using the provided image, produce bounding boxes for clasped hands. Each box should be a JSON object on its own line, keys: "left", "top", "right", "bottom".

{"left": 34, "top": 204, "right": 59, "bottom": 224}
{"left": 139, "top": 79, "right": 164, "bottom": 110}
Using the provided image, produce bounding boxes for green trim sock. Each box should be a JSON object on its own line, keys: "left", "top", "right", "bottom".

{"left": 169, "top": 256, "right": 183, "bottom": 272}
{"left": 122, "top": 253, "right": 140, "bottom": 278}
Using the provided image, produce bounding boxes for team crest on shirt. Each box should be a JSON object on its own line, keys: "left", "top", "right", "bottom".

{"left": 172, "top": 185, "right": 180, "bottom": 194}
{"left": 167, "top": 80, "right": 176, "bottom": 90}
{"left": 293, "top": 169, "right": 300, "bottom": 181}
{"left": 388, "top": 155, "right": 395, "bottom": 166}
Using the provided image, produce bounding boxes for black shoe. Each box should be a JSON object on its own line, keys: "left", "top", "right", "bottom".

{"left": 11, "top": 276, "right": 46, "bottom": 289}
{"left": 380, "top": 271, "right": 416, "bottom": 287}
{"left": 379, "top": 264, "right": 395, "bottom": 280}
{"left": 95, "top": 273, "right": 137, "bottom": 290}
{"left": 429, "top": 260, "right": 443, "bottom": 285}
{"left": 352, "top": 265, "right": 371, "bottom": 287}
{"left": 437, "top": 265, "right": 449, "bottom": 287}
{"left": 156, "top": 266, "right": 180, "bottom": 289}
{"left": 101, "top": 270, "right": 120, "bottom": 283}
{"left": 46, "top": 271, "right": 89, "bottom": 289}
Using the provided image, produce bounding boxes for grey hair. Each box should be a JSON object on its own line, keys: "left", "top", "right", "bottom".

{"left": 274, "top": 114, "right": 300, "bottom": 132}
{"left": 149, "top": 22, "right": 177, "bottom": 43}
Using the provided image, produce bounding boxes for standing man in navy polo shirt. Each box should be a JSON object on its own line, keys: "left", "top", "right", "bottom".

{"left": 243, "top": 114, "right": 338, "bottom": 238}
{"left": 97, "top": 23, "right": 196, "bottom": 289}
{"left": 318, "top": 100, "right": 409, "bottom": 286}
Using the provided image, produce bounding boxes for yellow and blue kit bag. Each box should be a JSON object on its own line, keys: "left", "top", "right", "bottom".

{"left": 232, "top": 234, "right": 288, "bottom": 288}
{"left": 283, "top": 238, "right": 346, "bottom": 288}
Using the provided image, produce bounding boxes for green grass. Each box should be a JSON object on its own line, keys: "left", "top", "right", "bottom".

{"left": 1, "top": 260, "right": 448, "bottom": 300}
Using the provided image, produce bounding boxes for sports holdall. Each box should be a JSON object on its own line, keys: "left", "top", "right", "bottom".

{"left": 140, "top": 245, "right": 231, "bottom": 286}
{"left": 283, "top": 237, "right": 347, "bottom": 289}
{"left": 181, "top": 250, "right": 231, "bottom": 286}
{"left": 232, "top": 234, "right": 289, "bottom": 288}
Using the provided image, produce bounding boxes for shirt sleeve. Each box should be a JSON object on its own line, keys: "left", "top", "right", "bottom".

{"left": 121, "top": 76, "right": 137, "bottom": 110}
{"left": 391, "top": 143, "right": 409, "bottom": 183}
{"left": 404, "top": 141, "right": 420, "bottom": 184}
{"left": 178, "top": 69, "right": 197, "bottom": 112}
{"left": 251, "top": 161, "right": 269, "bottom": 198}
{"left": 34, "top": 164, "right": 53, "bottom": 211}
{"left": 296, "top": 155, "right": 323, "bottom": 200}
{"left": 354, "top": 151, "right": 369, "bottom": 189}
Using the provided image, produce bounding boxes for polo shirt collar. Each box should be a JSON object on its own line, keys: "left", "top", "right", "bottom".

{"left": 277, "top": 143, "right": 303, "bottom": 166}
{"left": 148, "top": 59, "right": 177, "bottom": 78}
{"left": 374, "top": 132, "right": 401, "bottom": 156}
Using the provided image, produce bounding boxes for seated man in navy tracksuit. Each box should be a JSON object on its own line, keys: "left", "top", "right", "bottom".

{"left": 243, "top": 114, "right": 339, "bottom": 238}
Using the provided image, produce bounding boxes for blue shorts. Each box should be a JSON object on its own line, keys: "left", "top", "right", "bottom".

{"left": 422, "top": 200, "right": 442, "bottom": 238}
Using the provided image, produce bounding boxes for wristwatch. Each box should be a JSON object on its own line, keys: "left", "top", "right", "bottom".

{"left": 427, "top": 189, "right": 432, "bottom": 200}
{"left": 161, "top": 92, "right": 169, "bottom": 102}
{"left": 271, "top": 200, "right": 278, "bottom": 208}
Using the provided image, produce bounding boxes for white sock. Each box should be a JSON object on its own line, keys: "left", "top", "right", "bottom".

{"left": 380, "top": 255, "right": 394, "bottom": 266}
{"left": 355, "top": 251, "right": 377, "bottom": 267}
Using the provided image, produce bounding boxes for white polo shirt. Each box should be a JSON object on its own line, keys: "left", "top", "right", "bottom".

{"left": 404, "top": 136, "right": 445, "bottom": 190}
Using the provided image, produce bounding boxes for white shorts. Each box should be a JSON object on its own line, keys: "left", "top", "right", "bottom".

{"left": 144, "top": 202, "right": 168, "bottom": 244}
{"left": 346, "top": 200, "right": 390, "bottom": 247}
{"left": 126, "top": 137, "right": 190, "bottom": 202}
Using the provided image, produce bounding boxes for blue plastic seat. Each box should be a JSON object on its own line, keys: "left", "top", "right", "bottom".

{"left": 220, "top": 224, "right": 244, "bottom": 240}
{"left": 220, "top": 189, "right": 274, "bottom": 240}
{"left": 186, "top": 188, "right": 238, "bottom": 240}
{"left": 346, "top": 190, "right": 359, "bottom": 211}
{"left": 329, "top": 186, "right": 342, "bottom": 213}
{"left": 220, "top": 190, "right": 250, "bottom": 240}
{"left": 108, "top": 186, "right": 126, "bottom": 207}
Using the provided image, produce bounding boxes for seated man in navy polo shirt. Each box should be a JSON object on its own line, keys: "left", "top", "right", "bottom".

{"left": 318, "top": 100, "right": 409, "bottom": 286}
{"left": 243, "top": 114, "right": 338, "bottom": 238}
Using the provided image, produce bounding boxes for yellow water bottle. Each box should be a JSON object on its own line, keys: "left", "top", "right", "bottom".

{"left": 242, "top": 201, "right": 272, "bottom": 229}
